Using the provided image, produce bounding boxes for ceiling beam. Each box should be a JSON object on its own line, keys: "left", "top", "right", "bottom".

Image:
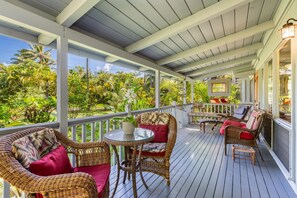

{"left": 104, "top": 0, "right": 253, "bottom": 63}
{"left": 174, "top": 42, "right": 263, "bottom": 72}
{"left": 38, "top": 0, "right": 101, "bottom": 45}
{"left": 193, "top": 65, "right": 253, "bottom": 80}
{"left": 185, "top": 55, "right": 257, "bottom": 76}
{"left": 0, "top": 1, "right": 192, "bottom": 81}
{"left": 234, "top": 70, "right": 255, "bottom": 78}
{"left": 157, "top": 21, "right": 274, "bottom": 65}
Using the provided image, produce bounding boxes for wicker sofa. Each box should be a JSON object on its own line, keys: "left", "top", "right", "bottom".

{"left": 0, "top": 127, "right": 110, "bottom": 198}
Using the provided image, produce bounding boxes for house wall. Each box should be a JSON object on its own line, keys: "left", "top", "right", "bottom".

{"left": 255, "top": 0, "right": 297, "bottom": 191}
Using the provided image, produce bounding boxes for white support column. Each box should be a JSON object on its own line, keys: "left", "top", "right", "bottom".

{"left": 57, "top": 28, "right": 68, "bottom": 135}
{"left": 183, "top": 80, "right": 187, "bottom": 105}
{"left": 246, "top": 78, "right": 251, "bottom": 102}
{"left": 250, "top": 78, "right": 255, "bottom": 104}
{"left": 155, "top": 70, "right": 160, "bottom": 109}
{"left": 191, "top": 81, "right": 194, "bottom": 104}
{"left": 241, "top": 79, "right": 246, "bottom": 102}
{"left": 258, "top": 69, "right": 263, "bottom": 108}
{"left": 263, "top": 63, "right": 269, "bottom": 110}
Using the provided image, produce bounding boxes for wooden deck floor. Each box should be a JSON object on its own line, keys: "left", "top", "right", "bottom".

{"left": 109, "top": 125, "right": 297, "bottom": 198}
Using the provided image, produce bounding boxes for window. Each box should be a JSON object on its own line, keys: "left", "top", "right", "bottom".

{"left": 278, "top": 40, "right": 291, "bottom": 123}
{"left": 207, "top": 79, "right": 231, "bottom": 97}
{"left": 267, "top": 59, "right": 273, "bottom": 112}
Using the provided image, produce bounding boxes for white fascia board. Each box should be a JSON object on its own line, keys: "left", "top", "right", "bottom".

{"left": 185, "top": 55, "right": 257, "bottom": 76}
{"left": 157, "top": 21, "right": 274, "bottom": 65}
{"left": 0, "top": 1, "right": 62, "bottom": 37}
{"left": 39, "top": 0, "right": 100, "bottom": 45}
{"left": 174, "top": 42, "right": 263, "bottom": 72}
{"left": 125, "top": 0, "right": 253, "bottom": 53}
{"left": 0, "top": 25, "right": 38, "bottom": 43}
{"left": 0, "top": 1, "right": 190, "bottom": 81}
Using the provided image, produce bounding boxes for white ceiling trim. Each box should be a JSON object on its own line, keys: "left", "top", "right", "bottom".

{"left": 38, "top": 0, "right": 101, "bottom": 45}
{"left": 186, "top": 55, "right": 257, "bottom": 77}
{"left": 0, "top": 25, "right": 38, "bottom": 43}
{"left": 174, "top": 42, "right": 263, "bottom": 72}
{"left": 0, "top": 1, "right": 190, "bottom": 80}
{"left": 193, "top": 65, "right": 253, "bottom": 80}
{"left": 105, "top": 0, "right": 253, "bottom": 63}
{"left": 157, "top": 21, "right": 274, "bottom": 65}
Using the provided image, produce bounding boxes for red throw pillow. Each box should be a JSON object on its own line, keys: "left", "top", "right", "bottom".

{"left": 29, "top": 145, "right": 73, "bottom": 176}
{"left": 139, "top": 124, "right": 168, "bottom": 143}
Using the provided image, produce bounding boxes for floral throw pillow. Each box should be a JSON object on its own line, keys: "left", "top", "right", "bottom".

{"left": 28, "top": 128, "right": 60, "bottom": 157}
{"left": 12, "top": 136, "right": 40, "bottom": 169}
{"left": 140, "top": 112, "right": 170, "bottom": 125}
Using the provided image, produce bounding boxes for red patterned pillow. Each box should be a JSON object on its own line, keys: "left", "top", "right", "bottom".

{"left": 29, "top": 145, "right": 73, "bottom": 176}
{"left": 139, "top": 124, "right": 168, "bottom": 143}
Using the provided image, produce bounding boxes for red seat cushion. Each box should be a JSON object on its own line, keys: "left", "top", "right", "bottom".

{"left": 220, "top": 120, "right": 245, "bottom": 135}
{"left": 240, "top": 131, "right": 254, "bottom": 140}
{"left": 139, "top": 124, "right": 168, "bottom": 143}
{"left": 74, "top": 164, "right": 110, "bottom": 198}
{"left": 29, "top": 145, "right": 73, "bottom": 176}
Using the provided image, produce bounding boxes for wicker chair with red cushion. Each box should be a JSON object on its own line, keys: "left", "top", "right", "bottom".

{"left": 221, "top": 109, "right": 267, "bottom": 158}
{"left": 131, "top": 112, "right": 177, "bottom": 185}
{"left": 0, "top": 127, "right": 110, "bottom": 198}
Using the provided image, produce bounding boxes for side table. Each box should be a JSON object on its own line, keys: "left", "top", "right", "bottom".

{"left": 104, "top": 128, "right": 154, "bottom": 198}
{"left": 232, "top": 145, "right": 256, "bottom": 165}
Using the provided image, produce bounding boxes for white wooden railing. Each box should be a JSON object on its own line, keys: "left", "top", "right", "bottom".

{"left": 0, "top": 102, "right": 252, "bottom": 197}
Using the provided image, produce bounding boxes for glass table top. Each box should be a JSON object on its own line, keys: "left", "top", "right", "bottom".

{"left": 104, "top": 128, "right": 154, "bottom": 144}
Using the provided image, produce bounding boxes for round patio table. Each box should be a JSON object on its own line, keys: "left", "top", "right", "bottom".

{"left": 104, "top": 128, "right": 154, "bottom": 198}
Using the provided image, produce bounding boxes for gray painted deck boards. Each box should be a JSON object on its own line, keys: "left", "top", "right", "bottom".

{"left": 109, "top": 125, "right": 296, "bottom": 198}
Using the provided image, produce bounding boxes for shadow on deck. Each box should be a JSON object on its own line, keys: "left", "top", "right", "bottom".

{"left": 109, "top": 125, "right": 297, "bottom": 198}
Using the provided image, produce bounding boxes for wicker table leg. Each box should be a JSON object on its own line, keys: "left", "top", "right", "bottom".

{"left": 131, "top": 145, "right": 138, "bottom": 198}
{"left": 111, "top": 145, "right": 120, "bottom": 198}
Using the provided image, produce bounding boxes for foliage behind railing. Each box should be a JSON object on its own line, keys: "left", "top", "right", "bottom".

{"left": 0, "top": 105, "right": 176, "bottom": 198}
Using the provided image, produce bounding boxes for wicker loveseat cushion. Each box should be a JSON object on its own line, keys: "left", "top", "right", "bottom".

{"left": 139, "top": 124, "right": 168, "bottom": 143}
{"left": 130, "top": 143, "right": 166, "bottom": 157}
{"left": 74, "top": 164, "right": 110, "bottom": 198}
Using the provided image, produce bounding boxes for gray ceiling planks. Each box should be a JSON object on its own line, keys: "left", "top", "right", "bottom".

{"left": 12, "top": 0, "right": 281, "bottom": 76}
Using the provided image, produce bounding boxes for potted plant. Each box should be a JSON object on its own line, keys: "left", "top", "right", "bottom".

{"left": 113, "top": 115, "right": 137, "bottom": 134}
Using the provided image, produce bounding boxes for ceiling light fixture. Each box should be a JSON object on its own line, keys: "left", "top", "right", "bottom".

{"left": 281, "top": 18, "right": 297, "bottom": 39}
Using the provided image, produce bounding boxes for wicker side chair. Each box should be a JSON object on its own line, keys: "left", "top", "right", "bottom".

{"left": 0, "top": 127, "right": 110, "bottom": 198}
{"left": 134, "top": 112, "right": 177, "bottom": 186}
{"left": 224, "top": 109, "right": 267, "bottom": 159}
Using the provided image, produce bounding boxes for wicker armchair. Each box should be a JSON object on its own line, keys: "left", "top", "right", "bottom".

{"left": 0, "top": 127, "right": 110, "bottom": 198}
{"left": 134, "top": 112, "right": 177, "bottom": 186}
{"left": 224, "top": 109, "right": 267, "bottom": 159}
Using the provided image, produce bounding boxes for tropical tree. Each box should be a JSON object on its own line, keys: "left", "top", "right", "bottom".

{"left": 10, "top": 44, "right": 55, "bottom": 66}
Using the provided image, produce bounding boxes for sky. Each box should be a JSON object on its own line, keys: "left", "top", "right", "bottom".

{"left": 0, "top": 35, "right": 133, "bottom": 73}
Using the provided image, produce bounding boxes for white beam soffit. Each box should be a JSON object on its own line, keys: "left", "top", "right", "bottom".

{"left": 0, "top": 1, "right": 190, "bottom": 81}
{"left": 105, "top": 0, "right": 253, "bottom": 63}
{"left": 0, "top": 25, "right": 38, "bottom": 43}
{"left": 185, "top": 55, "right": 257, "bottom": 77}
{"left": 157, "top": 21, "right": 274, "bottom": 65}
{"left": 193, "top": 65, "right": 253, "bottom": 80}
{"left": 174, "top": 42, "right": 263, "bottom": 72}
{"left": 38, "top": 0, "right": 101, "bottom": 45}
